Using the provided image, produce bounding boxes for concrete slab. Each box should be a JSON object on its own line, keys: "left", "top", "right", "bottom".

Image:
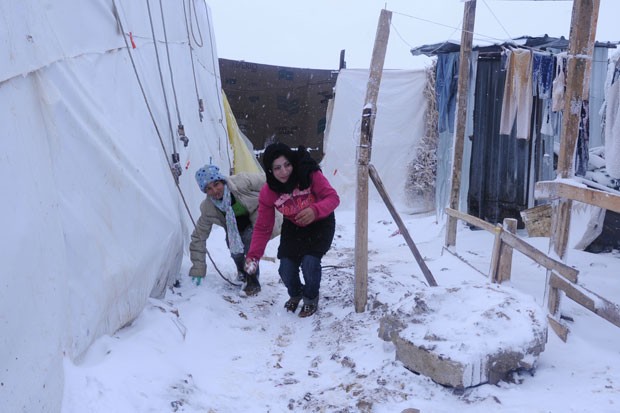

{"left": 379, "top": 282, "right": 548, "bottom": 389}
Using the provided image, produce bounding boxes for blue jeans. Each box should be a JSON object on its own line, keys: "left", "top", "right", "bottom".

{"left": 279, "top": 255, "right": 322, "bottom": 306}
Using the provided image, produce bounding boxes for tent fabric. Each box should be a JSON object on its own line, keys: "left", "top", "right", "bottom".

{"left": 321, "top": 69, "right": 427, "bottom": 209}
{"left": 0, "top": 1, "right": 229, "bottom": 411}
{"left": 223, "top": 91, "right": 263, "bottom": 174}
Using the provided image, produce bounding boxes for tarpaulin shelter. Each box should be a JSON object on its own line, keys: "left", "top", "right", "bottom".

{"left": 0, "top": 1, "right": 231, "bottom": 411}
{"left": 320, "top": 69, "right": 428, "bottom": 210}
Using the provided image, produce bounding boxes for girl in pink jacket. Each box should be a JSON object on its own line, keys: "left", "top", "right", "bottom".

{"left": 245, "top": 143, "right": 340, "bottom": 317}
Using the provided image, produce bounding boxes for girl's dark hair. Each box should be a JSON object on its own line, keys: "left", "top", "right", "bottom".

{"left": 262, "top": 143, "right": 320, "bottom": 193}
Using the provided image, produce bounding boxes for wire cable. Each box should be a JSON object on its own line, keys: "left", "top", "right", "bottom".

{"left": 157, "top": 0, "right": 189, "bottom": 148}
{"left": 112, "top": 0, "right": 239, "bottom": 287}
{"left": 182, "top": 0, "right": 204, "bottom": 121}
{"left": 146, "top": 0, "right": 177, "bottom": 155}
{"left": 481, "top": 0, "right": 512, "bottom": 42}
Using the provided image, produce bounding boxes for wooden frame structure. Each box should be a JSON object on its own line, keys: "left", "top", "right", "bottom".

{"left": 445, "top": 207, "right": 620, "bottom": 342}
{"left": 439, "top": 0, "right": 620, "bottom": 340}
{"left": 354, "top": 9, "right": 438, "bottom": 313}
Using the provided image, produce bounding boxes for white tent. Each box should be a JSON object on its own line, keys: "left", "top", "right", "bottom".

{"left": 321, "top": 69, "right": 428, "bottom": 211}
{"left": 0, "top": 1, "right": 229, "bottom": 411}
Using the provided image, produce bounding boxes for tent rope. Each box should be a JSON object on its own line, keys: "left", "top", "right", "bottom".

{"left": 188, "top": 0, "right": 204, "bottom": 47}
{"left": 112, "top": 0, "right": 240, "bottom": 287}
{"left": 145, "top": 0, "right": 179, "bottom": 162}
{"left": 182, "top": 0, "right": 204, "bottom": 122}
{"left": 156, "top": 0, "right": 189, "bottom": 147}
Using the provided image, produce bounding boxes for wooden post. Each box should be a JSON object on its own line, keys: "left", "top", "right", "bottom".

{"left": 497, "top": 218, "right": 517, "bottom": 283}
{"left": 445, "top": 0, "right": 477, "bottom": 248}
{"left": 369, "top": 164, "right": 438, "bottom": 287}
{"left": 551, "top": 0, "right": 600, "bottom": 259}
{"left": 547, "top": 0, "right": 600, "bottom": 340}
{"left": 354, "top": 9, "right": 391, "bottom": 313}
{"left": 547, "top": 0, "right": 600, "bottom": 339}
{"left": 488, "top": 224, "right": 503, "bottom": 283}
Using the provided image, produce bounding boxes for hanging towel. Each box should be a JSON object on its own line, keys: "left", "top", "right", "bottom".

{"left": 500, "top": 49, "right": 534, "bottom": 139}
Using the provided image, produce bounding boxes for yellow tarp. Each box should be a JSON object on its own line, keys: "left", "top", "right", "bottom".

{"left": 223, "top": 91, "right": 263, "bottom": 174}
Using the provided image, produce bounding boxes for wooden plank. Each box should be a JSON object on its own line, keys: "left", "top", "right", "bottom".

{"left": 550, "top": 272, "right": 620, "bottom": 328}
{"left": 445, "top": 0, "right": 477, "bottom": 247}
{"left": 535, "top": 181, "right": 620, "bottom": 214}
{"left": 497, "top": 218, "right": 517, "bottom": 283}
{"left": 547, "top": 315, "right": 569, "bottom": 342}
{"left": 354, "top": 9, "right": 391, "bottom": 313}
{"left": 445, "top": 207, "right": 496, "bottom": 233}
{"left": 550, "top": 198, "right": 573, "bottom": 260}
{"left": 499, "top": 230, "right": 579, "bottom": 283}
{"left": 369, "top": 164, "right": 438, "bottom": 287}
{"left": 445, "top": 207, "right": 578, "bottom": 282}
{"left": 547, "top": 283, "right": 561, "bottom": 315}
{"left": 489, "top": 225, "right": 503, "bottom": 283}
{"left": 355, "top": 108, "right": 371, "bottom": 313}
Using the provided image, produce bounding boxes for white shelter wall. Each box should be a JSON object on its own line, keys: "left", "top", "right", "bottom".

{"left": 321, "top": 69, "right": 427, "bottom": 209}
{"left": 0, "top": 74, "right": 69, "bottom": 413}
{"left": 0, "top": 1, "right": 228, "bottom": 411}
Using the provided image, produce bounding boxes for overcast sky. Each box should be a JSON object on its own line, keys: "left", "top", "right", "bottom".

{"left": 207, "top": 0, "right": 620, "bottom": 70}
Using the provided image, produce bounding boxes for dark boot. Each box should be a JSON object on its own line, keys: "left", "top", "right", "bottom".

{"left": 284, "top": 296, "right": 302, "bottom": 313}
{"left": 298, "top": 303, "right": 317, "bottom": 318}
{"left": 242, "top": 273, "right": 261, "bottom": 296}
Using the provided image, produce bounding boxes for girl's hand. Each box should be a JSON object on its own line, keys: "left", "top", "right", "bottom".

{"left": 295, "top": 207, "right": 316, "bottom": 226}
{"left": 244, "top": 258, "right": 258, "bottom": 275}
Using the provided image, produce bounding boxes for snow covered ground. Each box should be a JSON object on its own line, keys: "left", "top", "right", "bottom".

{"left": 61, "top": 203, "right": 620, "bottom": 412}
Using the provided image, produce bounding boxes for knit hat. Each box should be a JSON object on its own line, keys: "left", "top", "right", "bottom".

{"left": 195, "top": 164, "right": 226, "bottom": 192}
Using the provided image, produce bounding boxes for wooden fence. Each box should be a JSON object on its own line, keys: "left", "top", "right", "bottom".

{"left": 444, "top": 207, "right": 620, "bottom": 341}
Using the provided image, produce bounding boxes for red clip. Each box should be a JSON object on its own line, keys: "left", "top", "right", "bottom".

{"left": 129, "top": 32, "right": 136, "bottom": 49}
{"left": 185, "top": 160, "right": 191, "bottom": 170}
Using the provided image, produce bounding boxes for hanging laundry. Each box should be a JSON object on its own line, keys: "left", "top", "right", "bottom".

{"left": 532, "top": 52, "right": 554, "bottom": 99}
{"left": 604, "top": 63, "right": 620, "bottom": 178}
{"left": 540, "top": 98, "right": 560, "bottom": 137}
{"left": 552, "top": 53, "right": 567, "bottom": 112}
{"left": 436, "top": 52, "right": 460, "bottom": 134}
{"left": 575, "top": 101, "right": 590, "bottom": 176}
{"left": 500, "top": 49, "right": 534, "bottom": 140}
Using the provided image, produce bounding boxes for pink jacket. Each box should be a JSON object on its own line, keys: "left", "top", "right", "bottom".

{"left": 247, "top": 170, "right": 339, "bottom": 260}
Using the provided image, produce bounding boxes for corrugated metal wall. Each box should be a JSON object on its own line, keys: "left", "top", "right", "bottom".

{"left": 468, "top": 57, "right": 531, "bottom": 227}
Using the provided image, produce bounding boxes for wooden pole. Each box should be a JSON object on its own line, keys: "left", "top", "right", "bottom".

{"left": 354, "top": 9, "right": 391, "bottom": 313}
{"left": 490, "top": 218, "right": 517, "bottom": 284}
{"left": 551, "top": 0, "right": 600, "bottom": 259}
{"left": 445, "top": 0, "right": 477, "bottom": 248}
{"left": 369, "top": 164, "right": 438, "bottom": 287}
{"left": 547, "top": 0, "right": 600, "bottom": 329}
{"left": 497, "top": 218, "right": 517, "bottom": 283}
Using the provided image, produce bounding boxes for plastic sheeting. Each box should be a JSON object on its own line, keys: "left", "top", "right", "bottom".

{"left": 0, "top": 1, "right": 229, "bottom": 411}
{"left": 223, "top": 91, "right": 263, "bottom": 174}
{"left": 321, "top": 69, "right": 427, "bottom": 209}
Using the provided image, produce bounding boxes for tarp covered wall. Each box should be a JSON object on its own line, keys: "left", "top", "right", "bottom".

{"left": 219, "top": 58, "right": 338, "bottom": 159}
{"left": 0, "top": 1, "right": 229, "bottom": 411}
{"left": 321, "top": 69, "right": 427, "bottom": 209}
